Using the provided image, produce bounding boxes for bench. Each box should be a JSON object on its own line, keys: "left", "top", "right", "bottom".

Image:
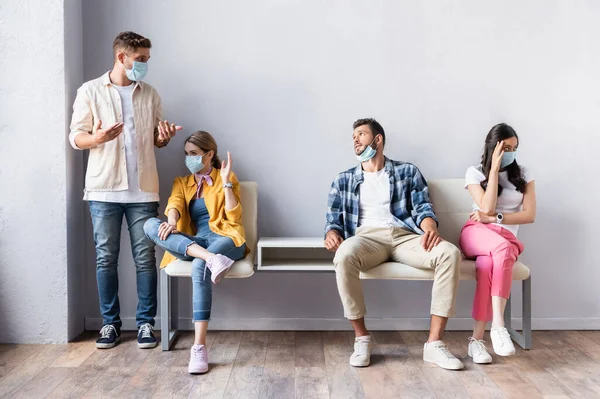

{"left": 160, "top": 179, "right": 532, "bottom": 351}
{"left": 256, "top": 179, "right": 532, "bottom": 349}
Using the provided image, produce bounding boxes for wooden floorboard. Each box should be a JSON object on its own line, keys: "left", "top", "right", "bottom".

{"left": 1, "top": 330, "right": 599, "bottom": 398}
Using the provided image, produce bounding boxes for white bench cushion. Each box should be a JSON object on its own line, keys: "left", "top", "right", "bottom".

{"left": 164, "top": 253, "right": 255, "bottom": 278}
{"left": 360, "top": 259, "right": 530, "bottom": 281}
{"left": 165, "top": 255, "right": 529, "bottom": 281}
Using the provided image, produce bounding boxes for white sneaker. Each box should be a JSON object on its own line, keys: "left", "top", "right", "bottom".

{"left": 490, "top": 327, "right": 515, "bottom": 356}
{"left": 349, "top": 336, "right": 371, "bottom": 367}
{"left": 423, "top": 340, "right": 464, "bottom": 370}
{"left": 468, "top": 337, "right": 492, "bottom": 364}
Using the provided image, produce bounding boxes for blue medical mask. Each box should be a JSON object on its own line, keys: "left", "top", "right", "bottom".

{"left": 500, "top": 151, "right": 517, "bottom": 168}
{"left": 356, "top": 136, "right": 379, "bottom": 163}
{"left": 124, "top": 56, "right": 148, "bottom": 81}
{"left": 185, "top": 155, "right": 205, "bottom": 174}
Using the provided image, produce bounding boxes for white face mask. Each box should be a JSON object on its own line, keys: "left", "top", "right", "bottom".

{"left": 124, "top": 55, "right": 148, "bottom": 81}
{"left": 356, "top": 136, "right": 379, "bottom": 163}
{"left": 185, "top": 154, "right": 205, "bottom": 174}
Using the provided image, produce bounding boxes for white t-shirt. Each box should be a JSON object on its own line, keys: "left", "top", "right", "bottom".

{"left": 84, "top": 83, "right": 159, "bottom": 203}
{"left": 358, "top": 169, "right": 399, "bottom": 228}
{"left": 465, "top": 165, "right": 534, "bottom": 237}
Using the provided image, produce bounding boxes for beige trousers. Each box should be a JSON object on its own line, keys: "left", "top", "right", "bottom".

{"left": 333, "top": 226, "right": 461, "bottom": 320}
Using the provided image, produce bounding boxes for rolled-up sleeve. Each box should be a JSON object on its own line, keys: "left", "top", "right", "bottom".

{"left": 410, "top": 167, "right": 438, "bottom": 228}
{"left": 69, "top": 86, "right": 93, "bottom": 150}
{"left": 224, "top": 174, "right": 243, "bottom": 223}
{"left": 324, "top": 177, "right": 345, "bottom": 238}
{"left": 152, "top": 89, "right": 163, "bottom": 145}
{"left": 165, "top": 177, "right": 186, "bottom": 217}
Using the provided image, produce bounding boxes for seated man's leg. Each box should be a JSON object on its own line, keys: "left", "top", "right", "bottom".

{"left": 334, "top": 227, "right": 390, "bottom": 367}
{"left": 391, "top": 228, "right": 463, "bottom": 370}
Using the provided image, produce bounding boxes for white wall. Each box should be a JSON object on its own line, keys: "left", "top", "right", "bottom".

{"left": 0, "top": 0, "right": 71, "bottom": 343}
{"left": 80, "top": 0, "right": 600, "bottom": 330}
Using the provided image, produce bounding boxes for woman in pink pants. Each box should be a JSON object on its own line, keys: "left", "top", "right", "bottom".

{"left": 459, "top": 123, "right": 536, "bottom": 364}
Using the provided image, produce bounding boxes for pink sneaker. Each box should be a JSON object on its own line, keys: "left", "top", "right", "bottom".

{"left": 188, "top": 344, "right": 209, "bottom": 374}
{"left": 206, "top": 254, "right": 234, "bottom": 284}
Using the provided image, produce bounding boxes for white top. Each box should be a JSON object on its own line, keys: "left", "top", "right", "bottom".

{"left": 84, "top": 83, "right": 159, "bottom": 203}
{"left": 465, "top": 165, "right": 534, "bottom": 237}
{"left": 358, "top": 168, "right": 399, "bottom": 228}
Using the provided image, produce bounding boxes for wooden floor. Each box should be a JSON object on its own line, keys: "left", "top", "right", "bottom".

{"left": 1, "top": 330, "right": 600, "bottom": 398}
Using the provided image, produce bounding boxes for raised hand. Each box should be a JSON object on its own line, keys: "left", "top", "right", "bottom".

{"left": 157, "top": 120, "right": 183, "bottom": 143}
{"left": 220, "top": 151, "right": 233, "bottom": 183}
{"left": 92, "top": 120, "right": 124, "bottom": 145}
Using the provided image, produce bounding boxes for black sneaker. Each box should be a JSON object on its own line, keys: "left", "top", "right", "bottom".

{"left": 96, "top": 324, "right": 121, "bottom": 349}
{"left": 137, "top": 323, "right": 158, "bottom": 349}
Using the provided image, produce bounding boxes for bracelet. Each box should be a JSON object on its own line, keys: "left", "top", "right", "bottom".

{"left": 223, "top": 182, "right": 233, "bottom": 189}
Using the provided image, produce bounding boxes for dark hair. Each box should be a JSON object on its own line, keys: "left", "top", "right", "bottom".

{"left": 481, "top": 123, "right": 526, "bottom": 195}
{"left": 113, "top": 31, "right": 152, "bottom": 55}
{"left": 185, "top": 131, "right": 222, "bottom": 169}
{"left": 353, "top": 118, "right": 386, "bottom": 147}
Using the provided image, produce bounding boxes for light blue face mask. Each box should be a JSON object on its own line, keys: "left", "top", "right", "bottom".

{"left": 500, "top": 151, "right": 517, "bottom": 168}
{"left": 124, "top": 56, "right": 148, "bottom": 81}
{"left": 356, "top": 136, "right": 379, "bottom": 163}
{"left": 185, "top": 155, "right": 205, "bottom": 174}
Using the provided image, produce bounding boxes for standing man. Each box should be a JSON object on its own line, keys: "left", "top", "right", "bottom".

{"left": 70, "top": 31, "right": 182, "bottom": 349}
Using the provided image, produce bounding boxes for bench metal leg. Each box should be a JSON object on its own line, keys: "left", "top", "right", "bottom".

{"left": 504, "top": 276, "right": 532, "bottom": 349}
{"left": 160, "top": 269, "right": 178, "bottom": 351}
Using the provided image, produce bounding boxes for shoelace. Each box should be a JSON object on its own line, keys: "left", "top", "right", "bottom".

{"left": 192, "top": 346, "right": 207, "bottom": 362}
{"left": 433, "top": 343, "right": 455, "bottom": 360}
{"left": 496, "top": 328, "right": 512, "bottom": 347}
{"left": 468, "top": 337, "right": 487, "bottom": 355}
{"left": 100, "top": 325, "right": 116, "bottom": 339}
{"left": 354, "top": 340, "right": 370, "bottom": 356}
{"left": 139, "top": 324, "right": 153, "bottom": 339}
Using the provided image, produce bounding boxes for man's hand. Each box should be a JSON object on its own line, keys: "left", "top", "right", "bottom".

{"left": 420, "top": 217, "right": 442, "bottom": 252}
{"left": 92, "top": 120, "right": 123, "bottom": 145}
{"left": 157, "top": 120, "right": 183, "bottom": 144}
{"left": 324, "top": 230, "right": 344, "bottom": 252}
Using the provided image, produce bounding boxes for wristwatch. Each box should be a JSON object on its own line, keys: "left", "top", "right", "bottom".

{"left": 223, "top": 182, "right": 233, "bottom": 189}
{"left": 496, "top": 213, "right": 504, "bottom": 224}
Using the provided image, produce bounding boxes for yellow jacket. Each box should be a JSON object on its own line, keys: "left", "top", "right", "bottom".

{"left": 160, "top": 168, "right": 247, "bottom": 268}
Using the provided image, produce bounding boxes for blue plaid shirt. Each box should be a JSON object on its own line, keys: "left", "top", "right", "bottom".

{"left": 325, "top": 158, "right": 437, "bottom": 238}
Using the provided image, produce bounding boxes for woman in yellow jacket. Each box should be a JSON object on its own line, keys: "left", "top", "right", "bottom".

{"left": 144, "top": 131, "right": 247, "bottom": 374}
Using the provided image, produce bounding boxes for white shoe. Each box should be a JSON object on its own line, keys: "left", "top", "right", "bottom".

{"left": 423, "top": 340, "right": 464, "bottom": 370}
{"left": 349, "top": 336, "right": 371, "bottom": 367}
{"left": 468, "top": 337, "right": 492, "bottom": 364}
{"left": 490, "top": 327, "right": 515, "bottom": 356}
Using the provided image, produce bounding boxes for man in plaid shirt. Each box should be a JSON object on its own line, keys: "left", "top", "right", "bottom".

{"left": 324, "top": 118, "right": 463, "bottom": 370}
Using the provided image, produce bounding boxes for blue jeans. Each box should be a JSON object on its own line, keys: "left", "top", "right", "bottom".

{"left": 143, "top": 218, "right": 246, "bottom": 321}
{"left": 89, "top": 201, "right": 159, "bottom": 329}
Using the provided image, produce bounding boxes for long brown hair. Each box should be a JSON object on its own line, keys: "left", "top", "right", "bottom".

{"left": 185, "top": 131, "right": 222, "bottom": 169}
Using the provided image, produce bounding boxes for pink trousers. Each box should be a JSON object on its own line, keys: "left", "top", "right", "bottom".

{"left": 459, "top": 220, "right": 524, "bottom": 322}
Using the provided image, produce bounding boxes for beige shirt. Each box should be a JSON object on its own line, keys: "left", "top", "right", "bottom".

{"left": 69, "top": 71, "right": 162, "bottom": 197}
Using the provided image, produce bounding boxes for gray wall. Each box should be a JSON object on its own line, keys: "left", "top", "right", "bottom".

{"left": 0, "top": 0, "right": 70, "bottom": 343}
{"left": 65, "top": 0, "right": 86, "bottom": 340}
{"left": 79, "top": 0, "right": 600, "bottom": 330}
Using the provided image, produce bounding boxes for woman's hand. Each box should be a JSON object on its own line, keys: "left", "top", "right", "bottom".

{"left": 220, "top": 151, "right": 233, "bottom": 183}
{"left": 470, "top": 210, "right": 495, "bottom": 224}
{"left": 490, "top": 141, "right": 505, "bottom": 172}
{"left": 158, "top": 222, "right": 178, "bottom": 241}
